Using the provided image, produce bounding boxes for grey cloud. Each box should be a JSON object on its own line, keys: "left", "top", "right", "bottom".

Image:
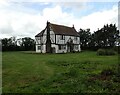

{"left": 53, "top": 2, "right": 86, "bottom": 10}
{"left": 0, "top": 25, "right": 14, "bottom": 34}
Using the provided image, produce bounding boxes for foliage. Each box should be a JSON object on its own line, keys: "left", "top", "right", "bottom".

{"left": 78, "top": 28, "right": 92, "bottom": 50}
{"left": 2, "top": 37, "right": 35, "bottom": 51}
{"left": 97, "top": 49, "right": 116, "bottom": 55}
{"left": 113, "top": 46, "right": 120, "bottom": 54}
{"left": 94, "top": 24, "right": 119, "bottom": 47}
{"left": 97, "top": 49, "right": 106, "bottom": 55}
{"left": 78, "top": 24, "right": 119, "bottom": 50}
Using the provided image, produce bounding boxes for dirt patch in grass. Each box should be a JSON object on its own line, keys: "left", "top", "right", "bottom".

{"left": 89, "top": 69, "right": 115, "bottom": 81}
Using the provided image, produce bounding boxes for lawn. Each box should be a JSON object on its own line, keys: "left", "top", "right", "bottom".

{"left": 2, "top": 51, "right": 120, "bottom": 93}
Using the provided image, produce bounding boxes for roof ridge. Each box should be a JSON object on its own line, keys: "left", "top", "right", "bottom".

{"left": 50, "top": 23, "right": 73, "bottom": 28}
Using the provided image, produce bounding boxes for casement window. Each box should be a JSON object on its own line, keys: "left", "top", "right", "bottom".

{"left": 59, "top": 45, "right": 66, "bottom": 50}
{"left": 60, "top": 35, "right": 65, "bottom": 40}
{"left": 74, "top": 45, "right": 78, "bottom": 50}
{"left": 38, "top": 46, "right": 41, "bottom": 50}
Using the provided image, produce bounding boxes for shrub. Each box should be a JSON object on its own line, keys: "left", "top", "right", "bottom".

{"left": 97, "top": 49, "right": 116, "bottom": 56}
{"left": 97, "top": 49, "right": 105, "bottom": 55}
{"left": 105, "top": 49, "right": 116, "bottom": 55}
{"left": 113, "top": 46, "right": 120, "bottom": 54}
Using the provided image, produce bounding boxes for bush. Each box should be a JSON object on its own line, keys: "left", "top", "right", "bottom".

{"left": 97, "top": 49, "right": 116, "bottom": 56}
{"left": 113, "top": 46, "right": 120, "bottom": 54}
{"left": 105, "top": 49, "right": 116, "bottom": 55}
{"left": 97, "top": 49, "right": 105, "bottom": 55}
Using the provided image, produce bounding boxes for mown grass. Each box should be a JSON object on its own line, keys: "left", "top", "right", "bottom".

{"left": 2, "top": 51, "right": 119, "bottom": 93}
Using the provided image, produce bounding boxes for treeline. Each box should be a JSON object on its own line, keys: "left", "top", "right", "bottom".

{"left": 1, "top": 37, "right": 35, "bottom": 51}
{"left": 78, "top": 24, "right": 120, "bottom": 51}
{"left": 0, "top": 23, "right": 120, "bottom": 52}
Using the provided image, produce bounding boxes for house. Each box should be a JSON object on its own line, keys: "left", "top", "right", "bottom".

{"left": 35, "top": 21, "right": 81, "bottom": 53}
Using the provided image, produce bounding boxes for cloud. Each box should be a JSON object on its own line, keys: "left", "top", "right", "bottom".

{"left": 53, "top": 2, "right": 87, "bottom": 11}
{"left": 0, "top": 1, "right": 118, "bottom": 39}
{"left": 1, "top": 0, "right": 119, "bottom": 2}
{"left": 73, "top": 5, "right": 118, "bottom": 32}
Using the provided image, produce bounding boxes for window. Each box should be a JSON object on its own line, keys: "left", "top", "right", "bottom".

{"left": 38, "top": 46, "right": 41, "bottom": 50}
{"left": 60, "top": 35, "right": 65, "bottom": 40}
{"left": 59, "top": 45, "right": 66, "bottom": 50}
{"left": 74, "top": 45, "right": 78, "bottom": 50}
{"left": 59, "top": 45, "right": 61, "bottom": 50}
{"left": 74, "top": 37, "right": 77, "bottom": 41}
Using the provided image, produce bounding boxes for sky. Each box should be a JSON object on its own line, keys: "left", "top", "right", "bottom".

{"left": 0, "top": 0, "right": 119, "bottom": 39}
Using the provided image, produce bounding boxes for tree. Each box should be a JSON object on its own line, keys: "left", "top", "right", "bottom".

{"left": 21, "top": 37, "right": 35, "bottom": 51}
{"left": 78, "top": 28, "right": 91, "bottom": 50}
{"left": 2, "top": 37, "right": 35, "bottom": 51}
{"left": 93, "top": 24, "right": 119, "bottom": 48}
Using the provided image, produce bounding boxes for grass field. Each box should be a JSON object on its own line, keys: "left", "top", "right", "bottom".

{"left": 2, "top": 51, "right": 120, "bottom": 93}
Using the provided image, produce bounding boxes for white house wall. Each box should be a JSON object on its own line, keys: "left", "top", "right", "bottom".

{"left": 42, "top": 45, "right": 46, "bottom": 53}
{"left": 51, "top": 44, "right": 67, "bottom": 53}
{"left": 56, "top": 35, "right": 80, "bottom": 45}
{"left": 50, "top": 30, "right": 55, "bottom": 43}
{"left": 43, "top": 35, "right": 46, "bottom": 44}
{"left": 36, "top": 44, "right": 41, "bottom": 53}
{"left": 51, "top": 44, "right": 58, "bottom": 53}
{"left": 35, "top": 37, "right": 40, "bottom": 45}
{"left": 35, "top": 28, "right": 81, "bottom": 53}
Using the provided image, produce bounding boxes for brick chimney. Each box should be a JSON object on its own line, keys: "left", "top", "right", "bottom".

{"left": 46, "top": 21, "right": 51, "bottom": 53}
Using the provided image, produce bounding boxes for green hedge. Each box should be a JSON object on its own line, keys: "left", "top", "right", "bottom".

{"left": 97, "top": 49, "right": 116, "bottom": 55}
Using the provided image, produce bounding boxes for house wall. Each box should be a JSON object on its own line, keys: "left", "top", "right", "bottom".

{"left": 35, "top": 28, "right": 81, "bottom": 53}
{"left": 50, "top": 31, "right": 55, "bottom": 43}
{"left": 51, "top": 44, "right": 67, "bottom": 53}
{"left": 36, "top": 44, "right": 41, "bottom": 53}
{"left": 43, "top": 29, "right": 55, "bottom": 44}
{"left": 56, "top": 35, "right": 80, "bottom": 45}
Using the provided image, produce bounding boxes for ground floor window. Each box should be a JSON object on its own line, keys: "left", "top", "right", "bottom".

{"left": 74, "top": 45, "right": 79, "bottom": 50}
{"left": 38, "top": 46, "right": 41, "bottom": 50}
{"left": 59, "top": 45, "right": 66, "bottom": 50}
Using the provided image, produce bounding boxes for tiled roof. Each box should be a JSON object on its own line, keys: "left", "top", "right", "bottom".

{"left": 35, "top": 22, "right": 79, "bottom": 37}
{"left": 50, "top": 23, "right": 79, "bottom": 36}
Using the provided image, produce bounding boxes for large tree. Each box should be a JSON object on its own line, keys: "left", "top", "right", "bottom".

{"left": 78, "top": 28, "right": 91, "bottom": 49}
{"left": 2, "top": 37, "right": 18, "bottom": 51}
{"left": 2, "top": 37, "right": 35, "bottom": 51}
{"left": 21, "top": 37, "right": 35, "bottom": 51}
{"left": 93, "top": 24, "right": 119, "bottom": 48}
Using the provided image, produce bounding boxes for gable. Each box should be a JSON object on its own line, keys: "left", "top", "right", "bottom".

{"left": 35, "top": 29, "right": 46, "bottom": 37}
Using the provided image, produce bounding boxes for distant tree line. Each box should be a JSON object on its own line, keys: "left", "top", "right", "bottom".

{"left": 1, "top": 37, "right": 35, "bottom": 51}
{"left": 1, "top": 23, "right": 120, "bottom": 52}
{"left": 78, "top": 24, "right": 120, "bottom": 51}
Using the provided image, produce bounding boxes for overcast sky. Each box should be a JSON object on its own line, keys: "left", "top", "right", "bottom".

{"left": 0, "top": 0, "right": 119, "bottom": 39}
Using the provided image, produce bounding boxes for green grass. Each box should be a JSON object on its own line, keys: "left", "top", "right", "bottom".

{"left": 2, "top": 51, "right": 120, "bottom": 93}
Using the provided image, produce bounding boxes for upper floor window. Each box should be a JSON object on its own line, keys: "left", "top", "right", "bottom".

{"left": 60, "top": 35, "right": 65, "bottom": 40}
{"left": 74, "top": 37, "right": 77, "bottom": 41}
